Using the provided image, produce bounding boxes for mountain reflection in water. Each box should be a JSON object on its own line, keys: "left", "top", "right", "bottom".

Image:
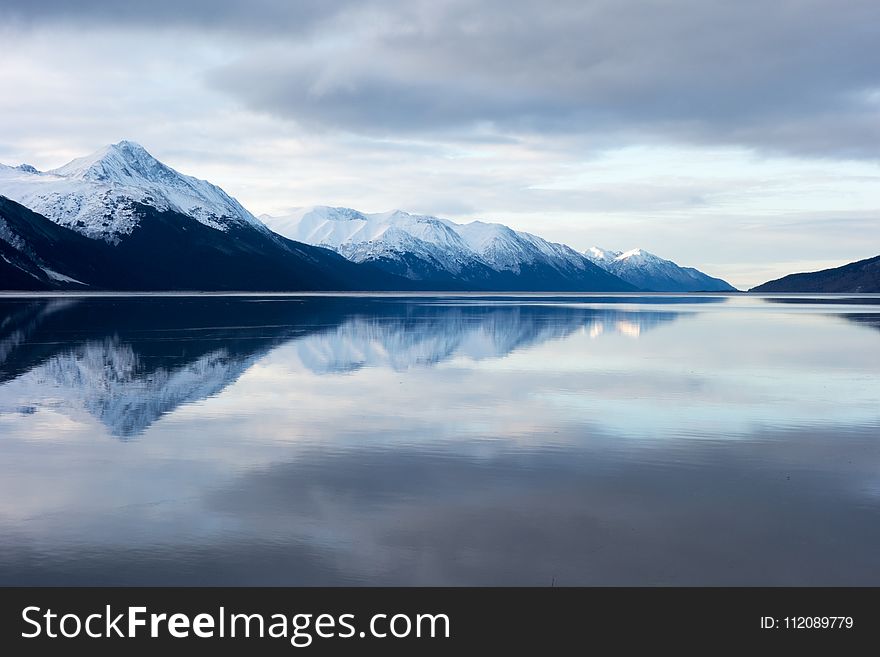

{"left": 0, "top": 296, "right": 696, "bottom": 437}
{"left": 1, "top": 294, "right": 879, "bottom": 586}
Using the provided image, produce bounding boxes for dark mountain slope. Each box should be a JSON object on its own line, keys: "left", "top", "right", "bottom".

{"left": 0, "top": 196, "right": 409, "bottom": 291}
{"left": 0, "top": 195, "right": 112, "bottom": 289}
{"left": 751, "top": 255, "right": 880, "bottom": 293}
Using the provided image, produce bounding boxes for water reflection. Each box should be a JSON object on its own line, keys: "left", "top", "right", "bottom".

{"left": 761, "top": 294, "right": 880, "bottom": 333}
{"left": 0, "top": 294, "right": 879, "bottom": 586}
{"left": 0, "top": 296, "right": 690, "bottom": 437}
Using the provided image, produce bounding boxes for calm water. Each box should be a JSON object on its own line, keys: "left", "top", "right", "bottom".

{"left": 1, "top": 293, "right": 879, "bottom": 586}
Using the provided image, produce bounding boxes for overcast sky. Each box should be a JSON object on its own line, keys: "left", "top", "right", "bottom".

{"left": 1, "top": 0, "right": 878, "bottom": 287}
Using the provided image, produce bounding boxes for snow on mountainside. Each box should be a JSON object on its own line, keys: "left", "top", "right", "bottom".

{"left": 263, "top": 206, "right": 633, "bottom": 290}
{"left": 0, "top": 195, "right": 99, "bottom": 289}
{"left": 0, "top": 141, "right": 266, "bottom": 242}
{"left": 266, "top": 206, "right": 481, "bottom": 277}
{"left": 455, "top": 221, "right": 590, "bottom": 274}
{"left": 585, "top": 247, "right": 736, "bottom": 292}
{"left": 585, "top": 246, "right": 621, "bottom": 265}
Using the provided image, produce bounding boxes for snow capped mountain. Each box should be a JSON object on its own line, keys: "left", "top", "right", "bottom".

{"left": 0, "top": 193, "right": 404, "bottom": 292}
{"left": 455, "top": 221, "right": 591, "bottom": 274}
{"left": 1, "top": 146, "right": 410, "bottom": 292}
{"left": 0, "top": 141, "right": 732, "bottom": 293}
{"left": 585, "top": 247, "right": 736, "bottom": 292}
{"left": 266, "top": 206, "right": 482, "bottom": 278}
{"left": 585, "top": 246, "right": 621, "bottom": 265}
{"left": 0, "top": 140, "right": 266, "bottom": 241}
{"left": 263, "top": 206, "right": 635, "bottom": 291}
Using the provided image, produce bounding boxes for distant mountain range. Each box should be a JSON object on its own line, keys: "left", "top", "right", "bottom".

{"left": 262, "top": 206, "right": 742, "bottom": 291}
{"left": 0, "top": 142, "right": 404, "bottom": 291}
{"left": 0, "top": 138, "right": 779, "bottom": 293}
{"left": 262, "top": 206, "right": 638, "bottom": 291}
{"left": 584, "top": 247, "right": 736, "bottom": 292}
{"left": 750, "top": 255, "right": 880, "bottom": 293}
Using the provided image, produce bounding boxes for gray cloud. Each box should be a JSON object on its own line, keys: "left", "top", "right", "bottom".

{"left": 4, "top": 1, "right": 879, "bottom": 159}
{"left": 0, "top": 0, "right": 353, "bottom": 35}
{"left": 204, "top": 0, "right": 880, "bottom": 159}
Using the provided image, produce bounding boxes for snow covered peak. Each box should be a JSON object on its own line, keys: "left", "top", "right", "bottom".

{"left": 313, "top": 206, "right": 368, "bottom": 222}
{"left": 456, "top": 220, "right": 517, "bottom": 250}
{"left": 589, "top": 246, "right": 668, "bottom": 267}
{"left": 264, "top": 206, "right": 375, "bottom": 248}
{"left": 267, "top": 206, "right": 463, "bottom": 249}
{"left": 264, "top": 205, "right": 607, "bottom": 285}
{"left": 614, "top": 248, "right": 678, "bottom": 267}
{"left": 587, "top": 246, "right": 658, "bottom": 264}
{"left": 585, "top": 246, "right": 622, "bottom": 264}
{"left": 454, "top": 220, "right": 559, "bottom": 272}
{"left": 615, "top": 248, "right": 660, "bottom": 262}
{"left": 50, "top": 140, "right": 171, "bottom": 185}
{"left": 586, "top": 245, "right": 736, "bottom": 292}
{"left": 0, "top": 140, "right": 267, "bottom": 241}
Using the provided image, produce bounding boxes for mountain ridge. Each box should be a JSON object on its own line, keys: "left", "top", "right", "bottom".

{"left": 1, "top": 140, "right": 735, "bottom": 293}
{"left": 750, "top": 254, "right": 880, "bottom": 293}
{"left": 0, "top": 194, "right": 409, "bottom": 291}
{"left": 585, "top": 246, "right": 736, "bottom": 292}
{"left": 263, "top": 206, "right": 637, "bottom": 292}
{"left": 0, "top": 140, "right": 268, "bottom": 241}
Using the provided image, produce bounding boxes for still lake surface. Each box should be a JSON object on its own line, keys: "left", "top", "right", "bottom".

{"left": 0, "top": 293, "right": 879, "bottom": 585}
